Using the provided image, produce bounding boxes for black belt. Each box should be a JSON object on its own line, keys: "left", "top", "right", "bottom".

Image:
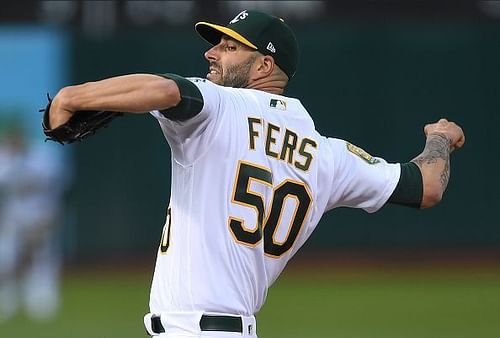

{"left": 151, "top": 314, "right": 243, "bottom": 334}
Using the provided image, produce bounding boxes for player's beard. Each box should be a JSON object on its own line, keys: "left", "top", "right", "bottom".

{"left": 221, "top": 55, "right": 257, "bottom": 88}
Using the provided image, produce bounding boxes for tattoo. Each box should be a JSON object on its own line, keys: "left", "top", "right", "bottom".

{"left": 440, "top": 160, "right": 450, "bottom": 190}
{"left": 412, "top": 133, "right": 451, "bottom": 190}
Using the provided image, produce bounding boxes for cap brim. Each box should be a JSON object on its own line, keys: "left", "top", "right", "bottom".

{"left": 195, "top": 22, "right": 258, "bottom": 50}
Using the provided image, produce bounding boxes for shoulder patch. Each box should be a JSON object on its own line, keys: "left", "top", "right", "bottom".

{"left": 346, "top": 142, "right": 380, "bottom": 164}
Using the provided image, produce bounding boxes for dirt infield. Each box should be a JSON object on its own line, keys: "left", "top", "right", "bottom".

{"left": 64, "top": 248, "right": 500, "bottom": 279}
{"left": 290, "top": 248, "right": 500, "bottom": 269}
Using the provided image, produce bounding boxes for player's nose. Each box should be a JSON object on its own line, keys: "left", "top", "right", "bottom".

{"left": 204, "top": 46, "right": 218, "bottom": 62}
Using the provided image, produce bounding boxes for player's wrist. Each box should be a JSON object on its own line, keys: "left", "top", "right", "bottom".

{"left": 425, "top": 132, "right": 452, "bottom": 151}
{"left": 54, "top": 87, "right": 76, "bottom": 113}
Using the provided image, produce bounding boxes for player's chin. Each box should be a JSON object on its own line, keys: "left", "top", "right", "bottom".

{"left": 206, "top": 72, "right": 222, "bottom": 85}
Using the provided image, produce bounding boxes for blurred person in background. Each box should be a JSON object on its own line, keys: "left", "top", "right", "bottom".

{"left": 0, "top": 117, "right": 71, "bottom": 322}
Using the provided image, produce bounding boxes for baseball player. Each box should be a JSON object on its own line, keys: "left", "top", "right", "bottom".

{"left": 45, "top": 10, "right": 465, "bottom": 338}
{"left": 0, "top": 122, "right": 68, "bottom": 322}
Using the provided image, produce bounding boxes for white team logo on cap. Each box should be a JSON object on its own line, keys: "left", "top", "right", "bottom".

{"left": 266, "top": 42, "right": 276, "bottom": 53}
{"left": 230, "top": 10, "right": 249, "bottom": 24}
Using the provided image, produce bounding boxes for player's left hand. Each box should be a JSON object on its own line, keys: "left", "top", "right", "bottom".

{"left": 41, "top": 92, "right": 124, "bottom": 145}
{"left": 47, "top": 92, "right": 74, "bottom": 129}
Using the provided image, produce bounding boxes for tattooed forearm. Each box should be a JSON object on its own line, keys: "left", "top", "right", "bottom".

{"left": 412, "top": 133, "right": 451, "bottom": 190}
{"left": 440, "top": 160, "right": 450, "bottom": 190}
{"left": 412, "top": 133, "right": 450, "bottom": 165}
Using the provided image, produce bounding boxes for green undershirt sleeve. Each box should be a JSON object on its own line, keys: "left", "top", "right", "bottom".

{"left": 157, "top": 73, "right": 204, "bottom": 121}
{"left": 387, "top": 162, "right": 423, "bottom": 208}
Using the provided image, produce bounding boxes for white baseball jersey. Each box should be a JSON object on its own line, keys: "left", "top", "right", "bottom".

{"left": 149, "top": 77, "right": 400, "bottom": 316}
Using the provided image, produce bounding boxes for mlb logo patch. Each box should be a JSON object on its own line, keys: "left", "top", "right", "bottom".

{"left": 270, "top": 98, "right": 287, "bottom": 110}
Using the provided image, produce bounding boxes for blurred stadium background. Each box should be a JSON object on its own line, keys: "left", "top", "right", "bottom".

{"left": 1, "top": 1, "right": 499, "bottom": 337}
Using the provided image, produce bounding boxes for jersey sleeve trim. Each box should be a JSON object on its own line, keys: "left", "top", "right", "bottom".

{"left": 156, "top": 73, "right": 204, "bottom": 121}
{"left": 387, "top": 162, "right": 423, "bottom": 208}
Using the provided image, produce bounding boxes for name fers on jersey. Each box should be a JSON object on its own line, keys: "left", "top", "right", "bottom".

{"left": 247, "top": 117, "right": 317, "bottom": 171}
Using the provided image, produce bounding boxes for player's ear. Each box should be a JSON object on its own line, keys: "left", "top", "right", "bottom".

{"left": 253, "top": 55, "right": 275, "bottom": 79}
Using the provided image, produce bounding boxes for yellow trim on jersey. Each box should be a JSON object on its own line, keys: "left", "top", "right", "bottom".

{"left": 227, "top": 161, "right": 314, "bottom": 258}
{"left": 159, "top": 207, "right": 172, "bottom": 255}
{"left": 268, "top": 194, "right": 300, "bottom": 246}
{"left": 279, "top": 128, "right": 298, "bottom": 165}
{"left": 228, "top": 217, "right": 261, "bottom": 248}
{"left": 264, "top": 178, "right": 313, "bottom": 259}
{"left": 228, "top": 160, "right": 272, "bottom": 247}
{"left": 294, "top": 137, "right": 317, "bottom": 172}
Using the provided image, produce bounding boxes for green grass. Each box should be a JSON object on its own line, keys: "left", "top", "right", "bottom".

{"left": 1, "top": 266, "right": 500, "bottom": 338}
{"left": 259, "top": 268, "right": 500, "bottom": 338}
{"left": 0, "top": 270, "right": 149, "bottom": 338}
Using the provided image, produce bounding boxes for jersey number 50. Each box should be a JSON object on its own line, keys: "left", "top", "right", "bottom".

{"left": 229, "top": 161, "right": 312, "bottom": 258}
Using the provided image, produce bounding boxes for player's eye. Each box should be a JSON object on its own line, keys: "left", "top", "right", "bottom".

{"left": 226, "top": 45, "right": 237, "bottom": 51}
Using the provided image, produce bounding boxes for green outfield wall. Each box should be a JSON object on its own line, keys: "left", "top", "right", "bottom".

{"left": 67, "top": 23, "right": 499, "bottom": 259}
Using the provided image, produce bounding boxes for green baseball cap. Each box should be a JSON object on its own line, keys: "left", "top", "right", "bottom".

{"left": 195, "top": 10, "right": 299, "bottom": 79}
